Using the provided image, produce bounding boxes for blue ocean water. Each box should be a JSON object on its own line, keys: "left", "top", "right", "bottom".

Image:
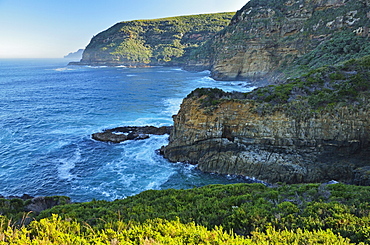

{"left": 0, "top": 59, "right": 256, "bottom": 202}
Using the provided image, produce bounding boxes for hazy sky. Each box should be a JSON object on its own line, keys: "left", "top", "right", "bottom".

{"left": 0, "top": 0, "right": 248, "bottom": 58}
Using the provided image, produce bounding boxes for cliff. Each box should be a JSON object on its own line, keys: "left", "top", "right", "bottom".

{"left": 64, "top": 49, "right": 84, "bottom": 59}
{"left": 189, "top": 0, "right": 370, "bottom": 81}
{"left": 162, "top": 55, "right": 370, "bottom": 184}
{"left": 72, "top": 13, "right": 234, "bottom": 66}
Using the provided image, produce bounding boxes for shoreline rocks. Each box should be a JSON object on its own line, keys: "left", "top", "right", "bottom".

{"left": 0, "top": 195, "right": 71, "bottom": 216}
{"left": 92, "top": 126, "right": 173, "bottom": 143}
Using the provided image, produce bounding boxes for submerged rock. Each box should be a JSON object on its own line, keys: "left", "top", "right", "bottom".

{"left": 92, "top": 126, "right": 173, "bottom": 143}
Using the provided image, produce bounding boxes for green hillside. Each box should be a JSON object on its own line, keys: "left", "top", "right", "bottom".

{"left": 79, "top": 12, "right": 235, "bottom": 66}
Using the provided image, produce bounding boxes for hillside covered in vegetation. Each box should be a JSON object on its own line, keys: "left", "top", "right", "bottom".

{"left": 73, "top": 12, "right": 234, "bottom": 66}
{"left": 163, "top": 54, "right": 370, "bottom": 185}
{"left": 190, "top": 0, "right": 370, "bottom": 81}
{"left": 1, "top": 183, "right": 370, "bottom": 243}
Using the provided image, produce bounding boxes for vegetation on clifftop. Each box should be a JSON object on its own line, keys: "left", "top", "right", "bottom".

{"left": 82, "top": 12, "right": 235, "bottom": 65}
{"left": 188, "top": 55, "right": 370, "bottom": 115}
{"left": 190, "top": 0, "right": 370, "bottom": 81}
{"left": 250, "top": 55, "right": 370, "bottom": 111}
{"left": 1, "top": 183, "right": 370, "bottom": 243}
{"left": 284, "top": 31, "right": 370, "bottom": 78}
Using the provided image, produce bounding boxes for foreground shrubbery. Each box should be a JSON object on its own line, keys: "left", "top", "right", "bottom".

{"left": 0, "top": 183, "right": 357, "bottom": 244}
{"left": 0, "top": 214, "right": 356, "bottom": 244}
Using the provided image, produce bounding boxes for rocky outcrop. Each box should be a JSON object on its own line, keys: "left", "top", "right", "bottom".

{"left": 92, "top": 126, "right": 172, "bottom": 143}
{"left": 25, "top": 196, "right": 71, "bottom": 214}
{"left": 0, "top": 195, "right": 71, "bottom": 216}
{"left": 190, "top": 0, "right": 370, "bottom": 81}
{"left": 162, "top": 97, "right": 369, "bottom": 184}
{"left": 162, "top": 56, "right": 370, "bottom": 184}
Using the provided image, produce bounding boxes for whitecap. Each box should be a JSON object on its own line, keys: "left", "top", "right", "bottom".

{"left": 161, "top": 97, "right": 183, "bottom": 115}
{"left": 86, "top": 65, "right": 108, "bottom": 69}
{"left": 52, "top": 67, "right": 75, "bottom": 72}
{"left": 56, "top": 149, "right": 81, "bottom": 181}
{"left": 146, "top": 181, "right": 160, "bottom": 190}
{"left": 116, "top": 118, "right": 172, "bottom": 127}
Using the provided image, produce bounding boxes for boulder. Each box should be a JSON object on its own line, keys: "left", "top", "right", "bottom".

{"left": 25, "top": 196, "right": 71, "bottom": 215}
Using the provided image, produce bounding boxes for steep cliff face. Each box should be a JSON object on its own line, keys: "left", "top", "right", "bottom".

{"left": 190, "top": 0, "right": 370, "bottom": 81}
{"left": 162, "top": 56, "right": 370, "bottom": 184}
{"left": 74, "top": 13, "right": 234, "bottom": 66}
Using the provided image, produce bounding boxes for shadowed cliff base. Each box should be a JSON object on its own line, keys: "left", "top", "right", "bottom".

{"left": 162, "top": 55, "right": 370, "bottom": 185}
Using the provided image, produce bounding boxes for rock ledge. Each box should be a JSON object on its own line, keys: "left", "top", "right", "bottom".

{"left": 92, "top": 126, "right": 173, "bottom": 143}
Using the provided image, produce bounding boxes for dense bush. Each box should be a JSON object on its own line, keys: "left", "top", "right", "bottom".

{"left": 32, "top": 183, "right": 370, "bottom": 244}
{"left": 0, "top": 183, "right": 369, "bottom": 243}
{"left": 251, "top": 55, "right": 370, "bottom": 110}
{"left": 289, "top": 32, "right": 370, "bottom": 75}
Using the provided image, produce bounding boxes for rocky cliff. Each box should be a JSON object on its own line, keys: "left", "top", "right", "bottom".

{"left": 72, "top": 13, "right": 234, "bottom": 66}
{"left": 162, "top": 55, "right": 370, "bottom": 184}
{"left": 64, "top": 49, "right": 84, "bottom": 59}
{"left": 189, "top": 0, "right": 370, "bottom": 81}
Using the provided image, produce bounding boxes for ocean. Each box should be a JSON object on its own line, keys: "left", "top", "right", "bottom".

{"left": 0, "top": 58, "right": 256, "bottom": 202}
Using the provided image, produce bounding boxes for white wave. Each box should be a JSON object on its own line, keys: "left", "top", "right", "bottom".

{"left": 56, "top": 149, "right": 81, "bottom": 181}
{"left": 195, "top": 76, "right": 215, "bottom": 84}
{"left": 86, "top": 65, "right": 108, "bottom": 69}
{"left": 52, "top": 67, "right": 75, "bottom": 72}
{"left": 115, "top": 118, "right": 173, "bottom": 128}
{"left": 162, "top": 97, "right": 183, "bottom": 116}
{"left": 145, "top": 181, "right": 162, "bottom": 190}
{"left": 192, "top": 70, "right": 211, "bottom": 75}
{"left": 126, "top": 74, "right": 137, "bottom": 77}
{"left": 189, "top": 76, "right": 256, "bottom": 93}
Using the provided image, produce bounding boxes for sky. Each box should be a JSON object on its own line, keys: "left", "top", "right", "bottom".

{"left": 0, "top": 0, "right": 248, "bottom": 58}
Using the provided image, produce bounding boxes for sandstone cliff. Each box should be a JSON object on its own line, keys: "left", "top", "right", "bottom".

{"left": 162, "top": 55, "right": 370, "bottom": 184}
{"left": 189, "top": 0, "right": 370, "bottom": 81}
{"left": 72, "top": 13, "right": 234, "bottom": 66}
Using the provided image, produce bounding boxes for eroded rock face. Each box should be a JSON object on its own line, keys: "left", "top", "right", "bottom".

{"left": 190, "top": 0, "right": 370, "bottom": 81}
{"left": 162, "top": 97, "right": 370, "bottom": 184}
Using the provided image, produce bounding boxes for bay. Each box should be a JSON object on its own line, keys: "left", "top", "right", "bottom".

{"left": 0, "top": 58, "right": 256, "bottom": 202}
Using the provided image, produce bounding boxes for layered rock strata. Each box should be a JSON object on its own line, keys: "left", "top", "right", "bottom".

{"left": 162, "top": 96, "right": 369, "bottom": 184}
